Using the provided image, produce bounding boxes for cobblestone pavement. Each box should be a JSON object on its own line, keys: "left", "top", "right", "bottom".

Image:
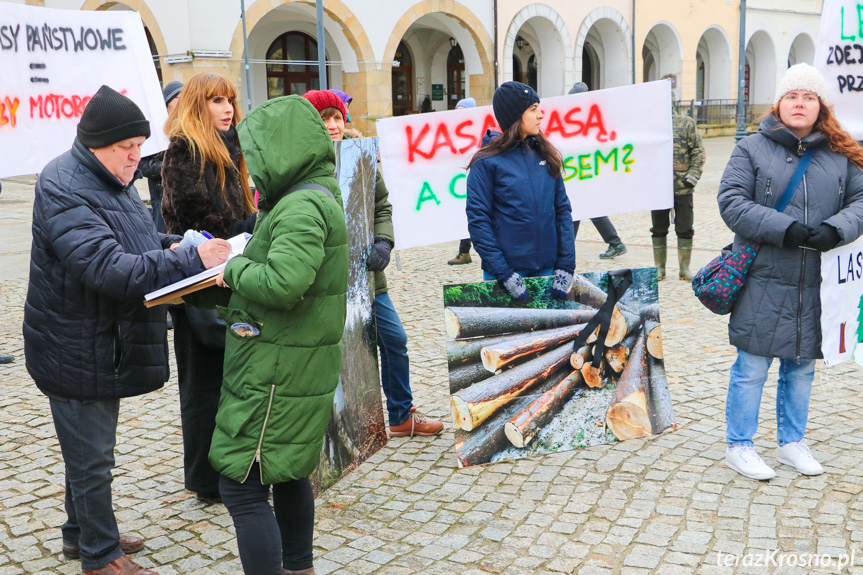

{"left": 3, "top": 137, "right": 863, "bottom": 575}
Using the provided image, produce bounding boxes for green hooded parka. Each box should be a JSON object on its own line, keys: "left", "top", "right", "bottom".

{"left": 208, "top": 96, "right": 348, "bottom": 485}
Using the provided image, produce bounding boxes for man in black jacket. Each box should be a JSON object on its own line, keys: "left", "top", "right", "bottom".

{"left": 23, "top": 86, "right": 231, "bottom": 575}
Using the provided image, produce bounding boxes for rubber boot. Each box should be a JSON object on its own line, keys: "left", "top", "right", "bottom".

{"left": 678, "top": 238, "right": 694, "bottom": 281}
{"left": 652, "top": 237, "right": 667, "bottom": 280}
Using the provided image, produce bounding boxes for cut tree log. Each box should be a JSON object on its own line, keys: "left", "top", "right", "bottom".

{"left": 445, "top": 307, "right": 596, "bottom": 339}
{"left": 644, "top": 320, "right": 663, "bottom": 360}
{"left": 571, "top": 275, "right": 638, "bottom": 314}
{"left": 480, "top": 324, "right": 595, "bottom": 372}
{"left": 448, "top": 333, "right": 525, "bottom": 368}
{"left": 451, "top": 343, "right": 573, "bottom": 431}
{"left": 639, "top": 303, "right": 660, "bottom": 323}
{"left": 570, "top": 344, "right": 593, "bottom": 369}
{"left": 448, "top": 361, "right": 494, "bottom": 394}
{"left": 453, "top": 370, "right": 565, "bottom": 467}
{"left": 600, "top": 308, "right": 642, "bottom": 348}
{"left": 571, "top": 275, "right": 611, "bottom": 309}
{"left": 581, "top": 360, "right": 605, "bottom": 388}
{"left": 505, "top": 370, "right": 583, "bottom": 448}
{"left": 647, "top": 356, "right": 676, "bottom": 433}
{"left": 604, "top": 329, "right": 641, "bottom": 374}
{"left": 605, "top": 333, "right": 652, "bottom": 440}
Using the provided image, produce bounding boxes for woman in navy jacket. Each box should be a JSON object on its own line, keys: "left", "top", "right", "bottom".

{"left": 466, "top": 82, "right": 575, "bottom": 301}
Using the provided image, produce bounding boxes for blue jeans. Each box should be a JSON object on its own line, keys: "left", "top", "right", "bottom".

{"left": 219, "top": 464, "right": 315, "bottom": 574}
{"left": 49, "top": 396, "right": 123, "bottom": 571}
{"left": 375, "top": 292, "right": 413, "bottom": 426}
{"left": 726, "top": 349, "right": 815, "bottom": 447}
{"left": 483, "top": 268, "right": 554, "bottom": 281}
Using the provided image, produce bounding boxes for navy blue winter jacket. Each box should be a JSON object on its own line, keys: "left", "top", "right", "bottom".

{"left": 466, "top": 130, "right": 575, "bottom": 280}
{"left": 23, "top": 139, "right": 205, "bottom": 400}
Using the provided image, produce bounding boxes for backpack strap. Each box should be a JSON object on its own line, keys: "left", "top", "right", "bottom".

{"left": 282, "top": 182, "right": 335, "bottom": 201}
{"left": 774, "top": 146, "right": 815, "bottom": 213}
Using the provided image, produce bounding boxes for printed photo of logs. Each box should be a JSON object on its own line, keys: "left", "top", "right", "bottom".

{"left": 444, "top": 269, "right": 676, "bottom": 467}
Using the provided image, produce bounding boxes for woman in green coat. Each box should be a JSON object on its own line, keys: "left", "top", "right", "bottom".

{"left": 211, "top": 95, "right": 348, "bottom": 575}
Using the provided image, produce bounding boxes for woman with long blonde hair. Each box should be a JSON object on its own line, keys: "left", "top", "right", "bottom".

{"left": 718, "top": 63, "right": 863, "bottom": 481}
{"left": 161, "top": 73, "right": 257, "bottom": 502}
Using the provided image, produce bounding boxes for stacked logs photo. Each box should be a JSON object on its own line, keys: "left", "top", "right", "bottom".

{"left": 447, "top": 274, "right": 676, "bottom": 468}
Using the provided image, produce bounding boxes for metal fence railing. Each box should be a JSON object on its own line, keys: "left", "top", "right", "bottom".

{"left": 676, "top": 99, "right": 759, "bottom": 125}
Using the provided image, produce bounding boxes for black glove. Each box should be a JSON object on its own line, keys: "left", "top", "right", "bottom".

{"left": 500, "top": 271, "right": 528, "bottom": 303}
{"left": 806, "top": 223, "right": 841, "bottom": 252}
{"left": 366, "top": 238, "right": 392, "bottom": 272}
{"left": 782, "top": 222, "right": 813, "bottom": 248}
{"left": 683, "top": 175, "right": 697, "bottom": 189}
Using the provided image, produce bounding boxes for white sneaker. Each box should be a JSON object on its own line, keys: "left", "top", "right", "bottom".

{"left": 726, "top": 446, "right": 776, "bottom": 480}
{"left": 777, "top": 440, "right": 824, "bottom": 475}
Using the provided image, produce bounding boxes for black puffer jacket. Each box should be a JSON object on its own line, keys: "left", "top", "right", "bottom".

{"left": 23, "top": 139, "right": 205, "bottom": 400}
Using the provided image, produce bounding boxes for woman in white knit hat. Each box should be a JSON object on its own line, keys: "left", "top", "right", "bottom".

{"left": 717, "top": 63, "right": 863, "bottom": 480}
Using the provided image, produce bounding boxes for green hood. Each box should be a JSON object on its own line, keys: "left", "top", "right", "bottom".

{"left": 237, "top": 95, "right": 340, "bottom": 211}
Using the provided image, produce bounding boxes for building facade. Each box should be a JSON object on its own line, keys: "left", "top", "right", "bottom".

{"left": 10, "top": 0, "right": 823, "bottom": 134}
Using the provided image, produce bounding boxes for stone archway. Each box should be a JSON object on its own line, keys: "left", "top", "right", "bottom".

{"left": 642, "top": 21, "right": 683, "bottom": 99}
{"left": 227, "top": 0, "right": 375, "bottom": 130}
{"left": 503, "top": 4, "right": 572, "bottom": 97}
{"left": 695, "top": 26, "right": 732, "bottom": 100}
{"left": 788, "top": 32, "right": 815, "bottom": 66}
{"left": 80, "top": 0, "right": 167, "bottom": 58}
{"left": 575, "top": 6, "right": 632, "bottom": 90}
{"left": 384, "top": 0, "right": 494, "bottom": 113}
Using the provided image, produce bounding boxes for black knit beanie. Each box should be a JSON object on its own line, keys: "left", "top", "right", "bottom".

{"left": 493, "top": 81, "right": 540, "bottom": 132}
{"left": 162, "top": 81, "right": 184, "bottom": 106}
{"left": 77, "top": 85, "right": 151, "bottom": 148}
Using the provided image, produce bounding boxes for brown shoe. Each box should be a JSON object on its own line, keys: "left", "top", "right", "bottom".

{"left": 82, "top": 555, "right": 156, "bottom": 574}
{"left": 390, "top": 410, "right": 444, "bottom": 437}
{"left": 447, "top": 252, "right": 472, "bottom": 265}
{"left": 64, "top": 535, "right": 145, "bottom": 560}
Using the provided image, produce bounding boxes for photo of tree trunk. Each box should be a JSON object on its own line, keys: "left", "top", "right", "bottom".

{"left": 443, "top": 269, "right": 675, "bottom": 467}
{"left": 311, "top": 138, "right": 388, "bottom": 493}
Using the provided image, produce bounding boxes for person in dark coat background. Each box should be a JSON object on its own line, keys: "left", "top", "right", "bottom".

{"left": 161, "top": 73, "right": 257, "bottom": 503}
{"left": 568, "top": 81, "right": 628, "bottom": 260}
{"left": 466, "top": 81, "right": 575, "bottom": 302}
{"left": 138, "top": 81, "right": 183, "bottom": 234}
{"left": 718, "top": 64, "right": 863, "bottom": 481}
{"left": 22, "top": 86, "right": 231, "bottom": 575}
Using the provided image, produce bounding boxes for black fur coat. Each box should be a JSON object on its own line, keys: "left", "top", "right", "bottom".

{"left": 161, "top": 131, "right": 253, "bottom": 239}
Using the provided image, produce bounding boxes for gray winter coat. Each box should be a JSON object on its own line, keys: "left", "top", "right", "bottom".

{"left": 718, "top": 114, "right": 863, "bottom": 360}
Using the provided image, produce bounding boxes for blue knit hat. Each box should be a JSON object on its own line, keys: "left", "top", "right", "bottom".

{"left": 493, "top": 82, "right": 540, "bottom": 131}
{"left": 456, "top": 97, "right": 476, "bottom": 109}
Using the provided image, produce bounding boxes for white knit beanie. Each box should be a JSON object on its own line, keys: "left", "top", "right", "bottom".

{"left": 774, "top": 63, "right": 829, "bottom": 104}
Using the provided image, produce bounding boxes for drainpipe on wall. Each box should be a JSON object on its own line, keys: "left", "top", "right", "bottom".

{"left": 241, "top": 0, "right": 252, "bottom": 110}
{"left": 316, "top": 0, "right": 327, "bottom": 90}
{"left": 631, "top": 0, "right": 636, "bottom": 84}
{"left": 493, "top": 0, "right": 499, "bottom": 88}
{"left": 735, "top": 0, "right": 747, "bottom": 141}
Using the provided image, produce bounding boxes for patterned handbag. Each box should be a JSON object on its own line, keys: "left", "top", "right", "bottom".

{"left": 692, "top": 147, "right": 815, "bottom": 315}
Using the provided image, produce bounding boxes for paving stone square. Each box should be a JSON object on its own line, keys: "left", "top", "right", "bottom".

{"left": 2, "top": 137, "right": 863, "bottom": 574}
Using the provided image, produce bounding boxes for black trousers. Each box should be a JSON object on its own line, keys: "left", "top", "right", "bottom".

{"left": 220, "top": 463, "right": 315, "bottom": 574}
{"left": 170, "top": 306, "right": 222, "bottom": 495}
{"left": 572, "top": 217, "right": 623, "bottom": 246}
{"left": 651, "top": 194, "right": 694, "bottom": 240}
{"left": 458, "top": 238, "right": 472, "bottom": 253}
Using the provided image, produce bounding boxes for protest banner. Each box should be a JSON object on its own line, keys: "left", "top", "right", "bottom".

{"left": 815, "top": 0, "right": 863, "bottom": 139}
{"left": 820, "top": 239, "right": 863, "bottom": 366}
{"left": 0, "top": 3, "right": 168, "bottom": 178}
{"left": 444, "top": 268, "right": 675, "bottom": 467}
{"left": 377, "top": 81, "right": 673, "bottom": 250}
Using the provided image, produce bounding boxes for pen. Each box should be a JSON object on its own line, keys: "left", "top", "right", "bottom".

{"left": 201, "top": 230, "right": 214, "bottom": 240}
